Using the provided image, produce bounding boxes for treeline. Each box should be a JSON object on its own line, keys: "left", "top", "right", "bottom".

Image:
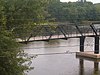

{"left": 47, "top": 0, "right": 100, "bottom": 22}
{"left": 0, "top": 0, "right": 100, "bottom": 75}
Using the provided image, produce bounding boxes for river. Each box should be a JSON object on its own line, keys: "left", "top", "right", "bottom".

{"left": 23, "top": 37, "right": 100, "bottom": 75}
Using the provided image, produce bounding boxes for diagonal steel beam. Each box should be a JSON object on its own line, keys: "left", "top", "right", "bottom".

{"left": 61, "top": 25, "right": 69, "bottom": 35}
{"left": 57, "top": 25, "right": 68, "bottom": 40}
{"left": 44, "top": 26, "right": 54, "bottom": 41}
{"left": 26, "top": 26, "right": 43, "bottom": 43}
{"left": 90, "top": 24, "right": 98, "bottom": 36}
{"left": 75, "top": 25, "right": 83, "bottom": 36}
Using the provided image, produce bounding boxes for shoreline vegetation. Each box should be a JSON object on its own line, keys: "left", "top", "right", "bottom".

{"left": 0, "top": 0, "right": 100, "bottom": 75}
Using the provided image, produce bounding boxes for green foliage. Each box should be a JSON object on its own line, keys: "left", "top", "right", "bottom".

{"left": 47, "top": 1, "right": 99, "bottom": 22}
{"left": 94, "top": 3, "right": 100, "bottom": 20}
{"left": 0, "top": 30, "right": 27, "bottom": 75}
{"left": 0, "top": 0, "right": 49, "bottom": 75}
{"left": 95, "top": 3, "right": 100, "bottom": 13}
{"left": 0, "top": 0, "right": 49, "bottom": 39}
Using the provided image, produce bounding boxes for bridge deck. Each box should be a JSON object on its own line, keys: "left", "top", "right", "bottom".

{"left": 17, "top": 32, "right": 99, "bottom": 43}
{"left": 16, "top": 23, "right": 100, "bottom": 43}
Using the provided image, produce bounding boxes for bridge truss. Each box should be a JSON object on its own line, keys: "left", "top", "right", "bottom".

{"left": 19, "top": 22, "right": 100, "bottom": 54}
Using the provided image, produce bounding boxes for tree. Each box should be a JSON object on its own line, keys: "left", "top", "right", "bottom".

{"left": 47, "top": 1, "right": 98, "bottom": 23}
{"left": 0, "top": 0, "right": 49, "bottom": 40}
{"left": 0, "top": 0, "right": 49, "bottom": 75}
{"left": 0, "top": 30, "right": 27, "bottom": 75}
{"left": 94, "top": 3, "right": 100, "bottom": 20}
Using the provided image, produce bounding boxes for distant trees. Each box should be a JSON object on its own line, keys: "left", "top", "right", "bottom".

{"left": 47, "top": 1, "right": 100, "bottom": 22}
{"left": 94, "top": 3, "right": 100, "bottom": 20}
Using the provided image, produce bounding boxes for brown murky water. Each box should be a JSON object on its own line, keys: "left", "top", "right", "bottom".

{"left": 23, "top": 37, "right": 100, "bottom": 75}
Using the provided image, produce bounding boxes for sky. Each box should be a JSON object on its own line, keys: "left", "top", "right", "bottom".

{"left": 60, "top": 0, "right": 100, "bottom": 4}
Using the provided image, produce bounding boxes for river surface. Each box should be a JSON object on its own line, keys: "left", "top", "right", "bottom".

{"left": 23, "top": 37, "right": 100, "bottom": 75}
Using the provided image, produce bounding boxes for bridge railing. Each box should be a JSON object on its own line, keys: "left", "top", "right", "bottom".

{"left": 16, "top": 23, "right": 100, "bottom": 42}
{"left": 29, "top": 24, "right": 97, "bottom": 39}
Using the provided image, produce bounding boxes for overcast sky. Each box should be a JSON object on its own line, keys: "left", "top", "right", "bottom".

{"left": 60, "top": 0, "right": 100, "bottom": 4}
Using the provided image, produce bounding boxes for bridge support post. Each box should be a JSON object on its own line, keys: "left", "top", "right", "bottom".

{"left": 94, "top": 36, "right": 99, "bottom": 54}
{"left": 80, "top": 36, "right": 85, "bottom": 52}
{"left": 79, "top": 59, "right": 84, "bottom": 75}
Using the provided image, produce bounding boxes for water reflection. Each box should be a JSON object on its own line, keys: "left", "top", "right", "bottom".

{"left": 78, "top": 58, "right": 100, "bottom": 75}
{"left": 94, "top": 62, "right": 99, "bottom": 75}
{"left": 79, "top": 59, "right": 84, "bottom": 75}
{"left": 23, "top": 38, "right": 100, "bottom": 75}
{"left": 45, "top": 40, "right": 60, "bottom": 46}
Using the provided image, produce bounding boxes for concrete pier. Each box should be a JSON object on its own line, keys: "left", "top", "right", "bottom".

{"left": 76, "top": 51, "right": 100, "bottom": 59}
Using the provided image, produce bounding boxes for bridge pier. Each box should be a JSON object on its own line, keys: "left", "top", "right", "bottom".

{"left": 77, "top": 36, "right": 100, "bottom": 59}
{"left": 94, "top": 36, "right": 99, "bottom": 54}
{"left": 80, "top": 36, "right": 85, "bottom": 52}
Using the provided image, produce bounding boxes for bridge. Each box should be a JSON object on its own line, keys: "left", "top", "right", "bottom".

{"left": 17, "top": 22, "right": 100, "bottom": 55}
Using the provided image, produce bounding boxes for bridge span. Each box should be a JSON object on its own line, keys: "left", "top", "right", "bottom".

{"left": 17, "top": 22, "right": 100, "bottom": 55}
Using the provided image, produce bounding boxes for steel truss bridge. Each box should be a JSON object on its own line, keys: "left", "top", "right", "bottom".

{"left": 19, "top": 22, "right": 100, "bottom": 54}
